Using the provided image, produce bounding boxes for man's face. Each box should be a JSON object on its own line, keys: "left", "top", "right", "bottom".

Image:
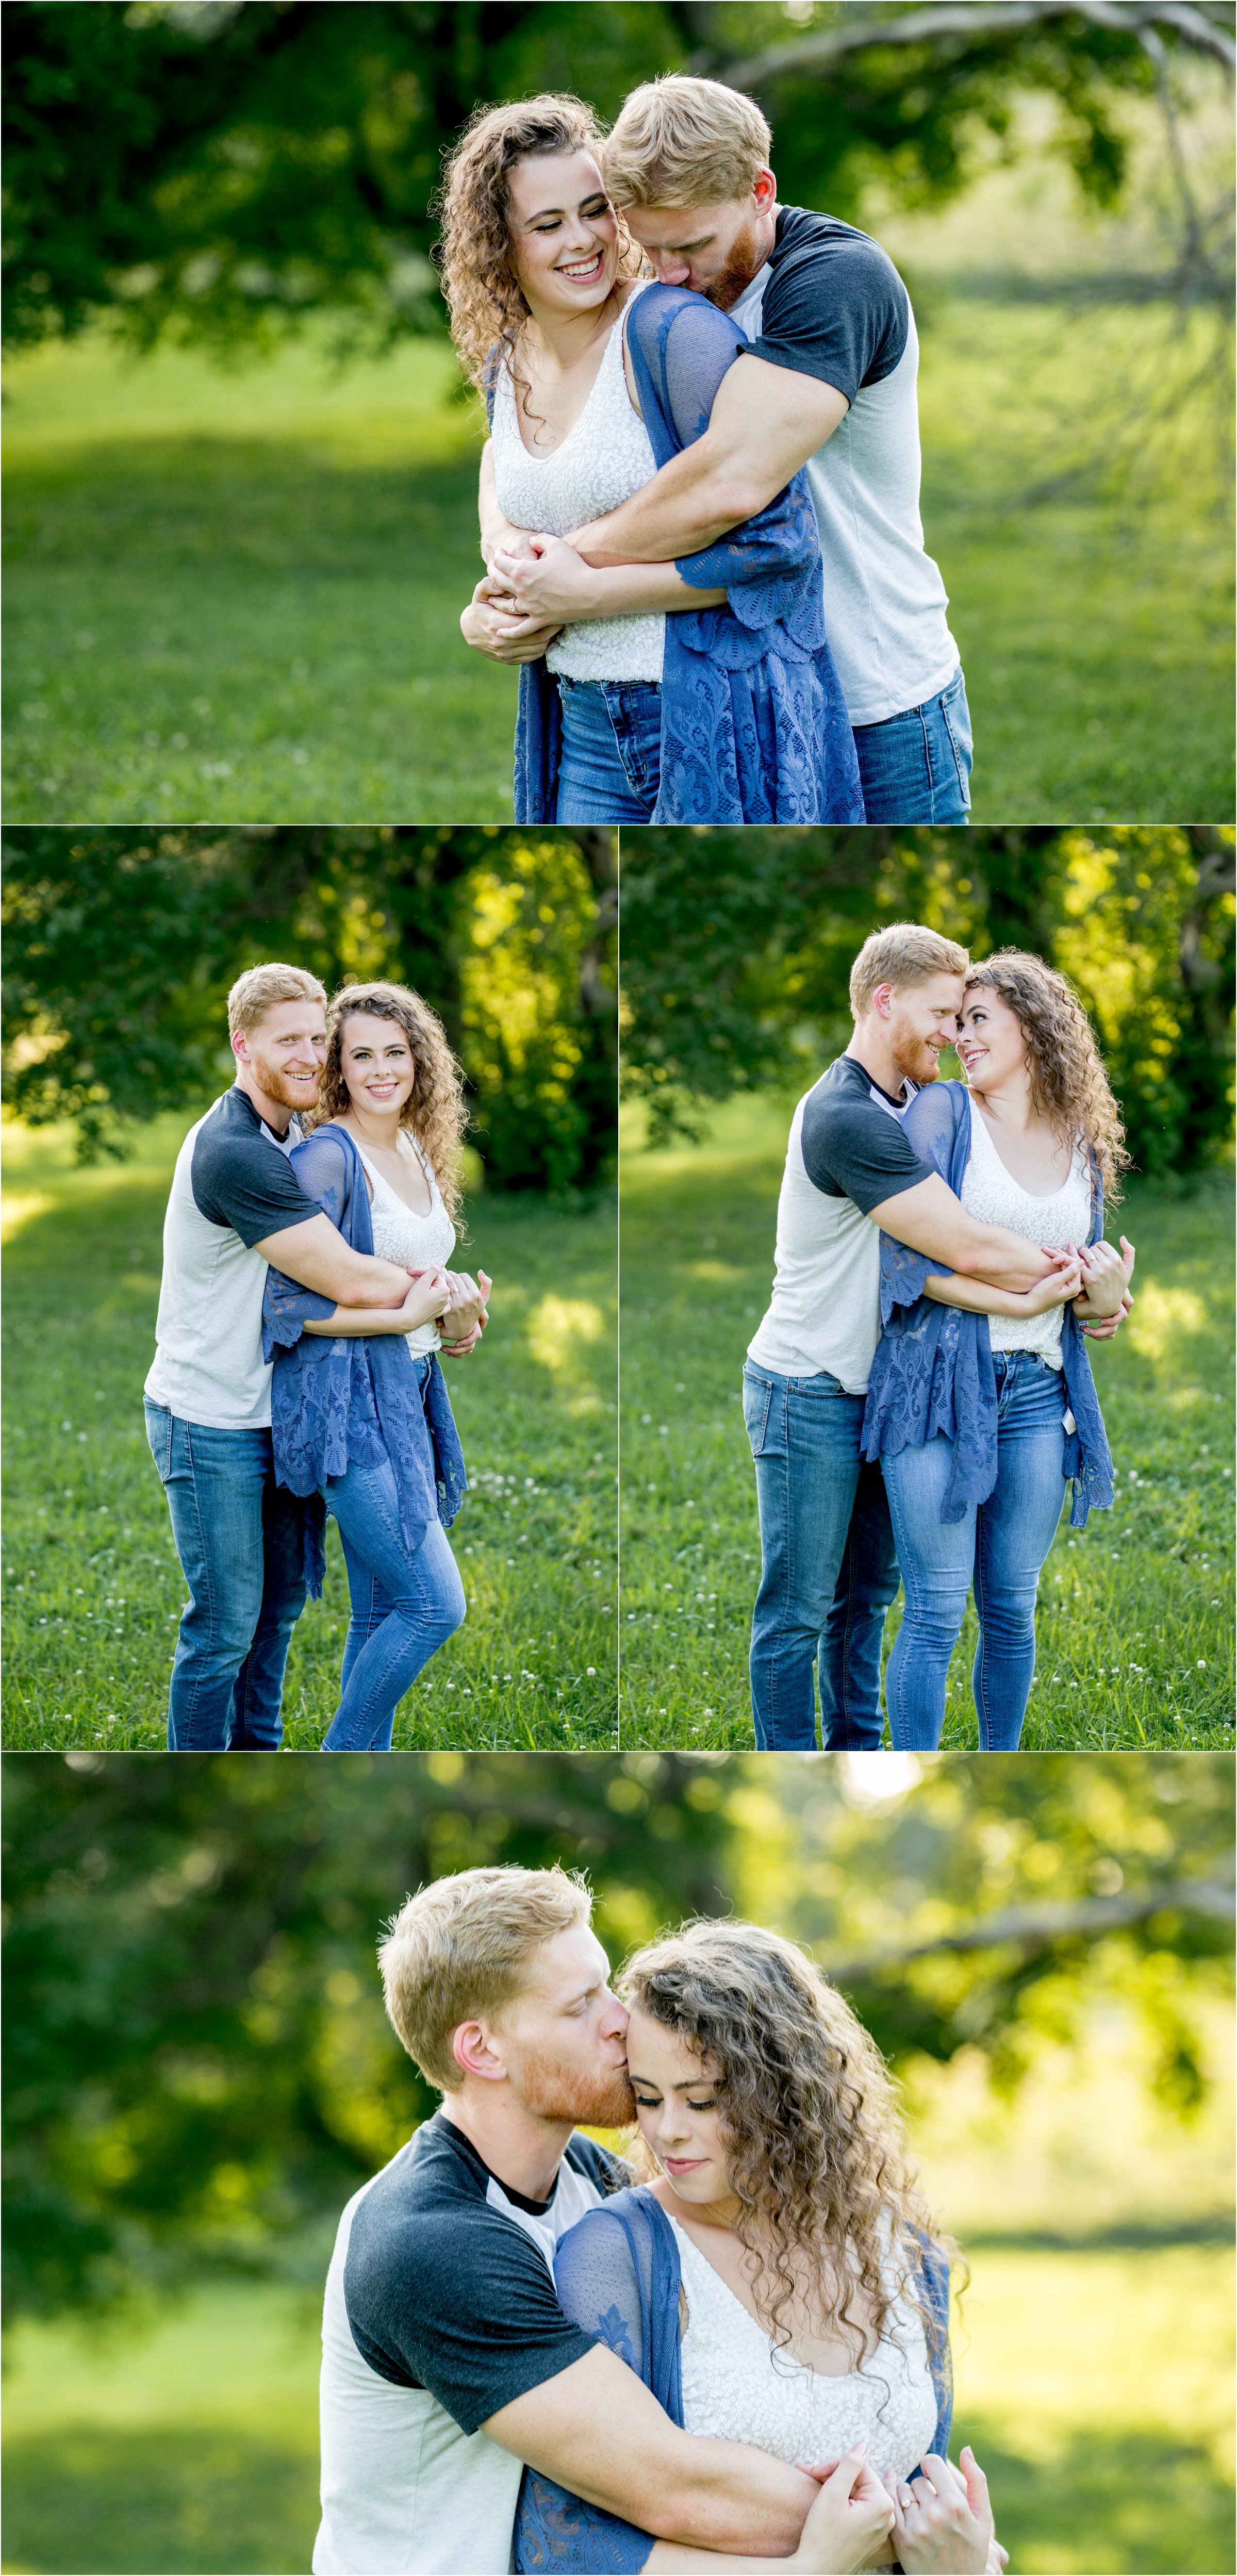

{"left": 490, "top": 1921, "right": 634, "bottom": 2127}
{"left": 883, "top": 974, "right": 966, "bottom": 1088}
{"left": 622, "top": 169, "right": 776, "bottom": 309}
{"left": 233, "top": 998, "right": 328, "bottom": 1116}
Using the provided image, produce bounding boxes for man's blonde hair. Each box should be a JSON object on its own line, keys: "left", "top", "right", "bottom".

{"left": 604, "top": 75, "right": 772, "bottom": 210}
{"left": 849, "top": 924, "right": 971, "bottom": 1020}
{"left": 226, "top": 963, "right": 327, "bottom": 1037}
{"left": 378, "top": 1865, "right": 593, "bottom": 2090}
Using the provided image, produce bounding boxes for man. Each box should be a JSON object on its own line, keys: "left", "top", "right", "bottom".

{"left": 143, "top": 963, "right": 480, "bottom": 1754}
{"left": 488, "top": 74, "right": 971, "bottom": 824}
{"left": 744, "top": 923, "right": 1129, "bottom": 1751}
{"left": 315, "top": 1863, "right": 900, "bottom": 2575}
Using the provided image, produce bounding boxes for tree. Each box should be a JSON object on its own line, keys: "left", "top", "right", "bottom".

{"left": 617, "top": 824, "right": 1235, "bottom": 1179}
{"left": 5, "top": 1, "right": 1231, "bottom": 355}
{"left": 3, "top": 1747, "right": 1229, "bottom": 2324}
{"left": 0, "top": 824, "right": 617, "bottom": 1192}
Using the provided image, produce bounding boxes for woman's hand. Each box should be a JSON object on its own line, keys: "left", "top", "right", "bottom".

{"left": 438, "top": 1268, "right": 492, "bottom": 1357}
{"left": 883, "top": 2449, "right": 995, "bottom": 2574}
{"left": 490, "top": 532, "right": 605, "bottom": 624}
{"left": 790, "top": 2446, "right": 895, "bottom": 2573}
{"left": 1073, "top": 1234, "right": 1135, "bottom": 1330}
{"left": 460, "top": 577, "right": 561, "bottom": 665}
{"left": 1020, "top": 1250, "right": 1084, "bottom": 1314}
{"left": 399, "top": 1266, "right": 452, "bottom": 1331}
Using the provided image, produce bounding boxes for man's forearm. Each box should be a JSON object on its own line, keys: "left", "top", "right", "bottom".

{"left": 955, "top": 1229, "right": 1056, "bottom": 1294}
{"left": 570, "top": 437, "right": 750, "bottom": 565}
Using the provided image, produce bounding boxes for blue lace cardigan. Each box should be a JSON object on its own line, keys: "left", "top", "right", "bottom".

{"left": 862, "top": 1080, "right": 1114, "bottom": 1529}
{"left": 260, "top": 1122, "right": 467, "bottom": 1594}
{"left": 490, "top": 284, "right": 864, "bottom": 826}
{"left": 514, "top": 2186, "right": 952, "bottom": 2574}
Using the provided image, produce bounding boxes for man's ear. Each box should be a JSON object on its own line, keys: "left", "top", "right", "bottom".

{"left": 452, "top": 2018, "right": 509, "bottom": 2085}
{"left": 752, "top": 167, "right": 777, "bottom": 213}
{"left": 872, "top": 983, "right": 896, "bottom": 1022}
{"left": 231, "top": 1029, "right": 250, "bottom": 1065}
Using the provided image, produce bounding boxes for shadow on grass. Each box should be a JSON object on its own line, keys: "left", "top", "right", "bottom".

{"left": 967, "top": 2419, "right": 1236, "bottom": 2575}
{"left": 1, "top": 2425, "right": 318, "bottom": 2575}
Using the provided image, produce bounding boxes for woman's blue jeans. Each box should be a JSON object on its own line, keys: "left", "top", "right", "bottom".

{"left": 322, "top": 1452, "right": 466, "bottom": 1750}
{"left": 553, "top": 675, "right": 662, "bottom": 821}
{"left": 881, "top": 1351, "right": 1068, "bottom": 1749}
{"left": 852, "top": 666, "right": 972, "bottom": 824}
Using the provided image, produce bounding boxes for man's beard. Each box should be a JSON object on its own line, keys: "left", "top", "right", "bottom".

{"left": 510, "top": 2044, "right": 635, "bottom": 2129}
{"left": 702, "top": 216, "right": 766, "bottom": 311}
{"left": 248, "top": 1054, "right": 322, "bottom": 1116}
{"left": 890, "top": 1033, "right": 944, "bottom": 1089}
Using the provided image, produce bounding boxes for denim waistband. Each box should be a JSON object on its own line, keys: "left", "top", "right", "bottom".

{"left": 555, "top": 674, "right": 662, "bottom": 696}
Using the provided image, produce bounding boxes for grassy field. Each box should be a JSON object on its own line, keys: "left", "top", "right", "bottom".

{"left": 3, "top": 300, "right": 1231, "bottom": 826}
{"left": 1, "top": 1112, "right": 617, "bottom": 1748}
{"left": 618, "top": 1095, "right": 1235, "bottom": 1749}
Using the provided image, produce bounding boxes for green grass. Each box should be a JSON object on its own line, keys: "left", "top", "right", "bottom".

{"left": 1, "top": 1112, "right": 617, "bottom": 1748}
{"left": 618, "top": 1093, "right": 1235, "bottom": 1748}
{"left": 3, "top": 2245, "right": 1230, "bottom": 2573}
{"left": 3, "top": 300, "right": 1231, "bottom": 824}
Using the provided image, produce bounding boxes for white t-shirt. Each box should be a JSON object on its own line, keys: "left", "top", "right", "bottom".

{"left": 729, "top": 207, "right": 960, "bottom": 728}
{"left": 144, "top": 1086, "right": 315, "bottom": 1430}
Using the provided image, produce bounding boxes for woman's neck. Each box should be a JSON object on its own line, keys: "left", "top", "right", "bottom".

{"left": 338, "top": 1101, "right": 406, "bottom": 1153}
{"left": 969, "top": 1069, "right": 1037, "bottom": 1133}
{"left": 520, "top": 283, "right": 628, "bottom": 375}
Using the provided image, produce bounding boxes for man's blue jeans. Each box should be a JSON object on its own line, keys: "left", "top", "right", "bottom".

{"left": 881, "top": 1351, "right": 1068, "bottom": 1749}
{"left": 554, "top": 675, "right": 662, "bottom": 821}
{"left": 743, "top": 1361, "right": 901, "bottom": 1750}
{"left": 144, "top": 1401, "right": 307, "bottom": 1750}
{"left": 853, "top": 666, "right": 972, "bottom": 824}
{"left": 323, "top": 1451, "right": 467, "bottom": 1750}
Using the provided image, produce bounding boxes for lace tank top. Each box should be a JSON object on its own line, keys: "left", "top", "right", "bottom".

{"left": 353, "top": 1137, "right": 455, "bottom": 1357}
{"left": 489, "top": 287, "right": 664, "bottom": 683}
{"left": 960, "top": 1107, "right": 1093, "bottom": 1366}
{"left": 669, "top": 2218, "right": 939, "bottom": 2482}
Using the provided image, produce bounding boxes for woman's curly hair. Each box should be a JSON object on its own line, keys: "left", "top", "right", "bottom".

{"left": 307, "top": 982, "right": 468, "bottom": 1223}
{"left": 621, "top": 1920, "right": 956, "bottom": 2376}
{"left": 964, "top": 950, "right": 1130, "bottom": 1201}
{"left": 436, "top": 93, "right": 644, "bottom": 412}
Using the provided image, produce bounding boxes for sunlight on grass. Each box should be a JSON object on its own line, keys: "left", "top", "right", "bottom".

{"left": 1, "top": 1113, "right": 617, "bottom": 1749}
{"left": 619, "top": 1093, "right": 1235, "bottom": 1749}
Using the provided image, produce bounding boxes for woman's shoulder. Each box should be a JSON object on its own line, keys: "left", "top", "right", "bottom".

{"left": 904, "top": 1076, "right": 969, "bottom": 1134}
{"left": 626, "top": 278, "right": 742, "bottom": 345}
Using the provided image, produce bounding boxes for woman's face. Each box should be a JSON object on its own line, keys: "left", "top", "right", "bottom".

{"left": 625, "top": 2006, "right": 736, "bottom": 2211}
{"left": 338, "top": 1013, "right": 416, "bottom": 1116}
{"left": 506, "top": 148, "right": 622, "bottom": 322}
{"left": 956, "top": 985, "right": 1029, "bottom": 1091}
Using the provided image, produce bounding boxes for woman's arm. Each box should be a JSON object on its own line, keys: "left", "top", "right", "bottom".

{"left": 301, "top": 1269, "right": 450, "bottom": 1337}
{"left": 487, "top": 534, "right": 728, "bottom": 624}
{"left": 922, "top": 1253, "right": 1082, "bottom": 1318}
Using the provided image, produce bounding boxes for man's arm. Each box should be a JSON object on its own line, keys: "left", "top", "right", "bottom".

{"left": 255, "top": 1212, "right": 417, "bottom": 1310}
{"left": 486, "top": 2343, "right": 817, "bottom": 2558}
{"left": 867, "top": 1176, "right": 1057, "bottom": 1295}
{"left": 568, "top": 358, "right": 847, "bottom": 566}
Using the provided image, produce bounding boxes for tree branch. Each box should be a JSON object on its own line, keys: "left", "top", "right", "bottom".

{"left": 719, "top": 1, "right": 1236, "bottom": 92}
{"left": 826, "top": 1870, "right": 1236, "bottom": 1983}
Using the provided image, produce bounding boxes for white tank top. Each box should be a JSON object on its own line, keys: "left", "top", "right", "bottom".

{"left": 489, "top": 287, "right": 664, "bottom": 683}
{"left": 960, "top": 1106, "right": 1093, "bottom": 1367}
{"left": 353, "top": 1137, "right": 455, "bottom": 1357}
{"left": 669, "top": 2218, "right": 939, "bottom": 2482}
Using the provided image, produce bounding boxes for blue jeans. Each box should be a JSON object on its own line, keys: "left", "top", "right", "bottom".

{"left": 144, "top": 1401, "right": 307, "bottom": 1750}
{"left": 322, "top": 1451, "right": 467, "bottom": 1749}
{"left": 743, "top": 1361, "right": 901, "bottom": 1750}
{"left": 853, "top": 667, "right": 972, "bottom": 824}
{"left": 882, "top": 1352, "right": 1068, "bottom": 1749}
{"left": 554, "top": 675, "right": 662, "bottom": 821}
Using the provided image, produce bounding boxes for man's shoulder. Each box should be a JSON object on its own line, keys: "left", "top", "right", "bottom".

{"left": 773, "top": 205, "right": 905, "bottom": 293}
{"left": 564, "top": 2131, "right": 631, "bottom": 2195}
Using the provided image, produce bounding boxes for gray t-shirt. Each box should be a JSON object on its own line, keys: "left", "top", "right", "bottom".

{"left": 748, "top": 1057, "right": 932, "bottom": 1395}
{"left": 729, "top": 206, "right": 959, "bottom": 728}
{"left": 144, "top": 1086, "right": 315, "bottom": 1430}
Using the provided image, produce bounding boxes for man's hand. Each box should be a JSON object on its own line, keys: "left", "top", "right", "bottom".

{"left": 460, "top": 579, "right": 561, "bottom": 666}
{"left": 789, "top": 2447, "right": 895, "bottom": 2573}
{"left": 437, "top": 1268, "right": 491, "bottom": 1356}
{"left": 1074, "top": 1234, "right": 1135, "bottom": 1336}
{"left": 490, "top": 532, "right": 604, "bottom": 624}
{"left": 885, "top": 2449, "right": 995, "bottom": 2574}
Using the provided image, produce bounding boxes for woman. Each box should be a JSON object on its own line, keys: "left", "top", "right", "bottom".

{"left": 262, "top": 982, "right": 491, "bottom": 1751}
{"left": 441, "top": 95, "right": 863, "bottom": 826}
{"left": 864, "top": 952, "right": 1133, "bottom": 1751}
{"left": 516, "top": 1922, "right": 999, "bottom": 2575}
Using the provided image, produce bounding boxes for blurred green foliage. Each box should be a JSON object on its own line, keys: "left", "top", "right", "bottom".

{"left": 1, "top": 824, "right": 616, "bottom": 1190}
{"left": 618, "top": 825, "right": 1236, "bottom": 1181}
{"left": 3, "top": 1748, "right": 1230, "bottom": 2326}
{"left": 7, "top": 0, "right": 1219, "bottom": 356}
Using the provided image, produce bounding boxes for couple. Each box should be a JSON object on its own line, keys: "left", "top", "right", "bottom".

{"left": 316, "top": 1862, "right": 1005, "bottom": 2575}
{"left": 449, "top": 75, "right": 971, "bottom": 827}
{"left": 745, "top": 926, "right": 1135, "bottom": 1751}
{"left": 142, "top": 964, "right": 490, "bottom": 1751}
